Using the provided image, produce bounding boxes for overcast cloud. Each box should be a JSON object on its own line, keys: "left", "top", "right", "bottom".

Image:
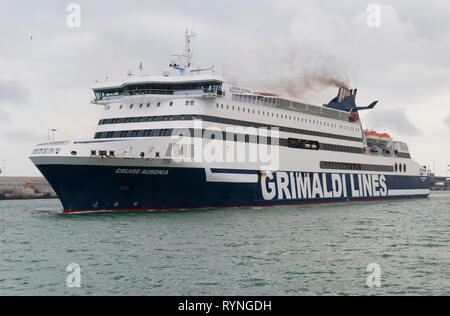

{"left": 0, "top": 0, "right": 449, "bottom": 176}
{"left": 445, "top": 115, "right": 450, "bottom": 129}
{"left": 0, "top": 80, "right": 31, "bottom": 105}
{"left": 364, "top": 109, "right": 422, "bottom": 136}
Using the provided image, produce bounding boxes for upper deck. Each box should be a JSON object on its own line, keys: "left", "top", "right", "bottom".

{"left": 92, "top": 74, "right": 224, "bottom": 102}
{"left": 92, "top": 74, "right": 350, "bottom": 123}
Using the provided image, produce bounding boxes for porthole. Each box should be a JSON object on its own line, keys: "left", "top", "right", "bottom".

{"left": 395, "top": 163, "right": 398, "bottom": 172}
{"left": 119, "top": 105, "right": 123, "bottom": 109}
{"left": 139, "top": 104, "right": 143, "bottom": 108}
{"left": 404, "top": 164, "right": 407, "bottom": 173}
{"left": 399, "top": 164, "right": 403, "bottom": 172}
{"left": 71, "top": 151, "right": 77, "bottom": 156}
{"left": 169, "top": 101, "right": 173, "bottom": 106}
{"left": 130, "top": 104, "right": 134, "bottom": 109}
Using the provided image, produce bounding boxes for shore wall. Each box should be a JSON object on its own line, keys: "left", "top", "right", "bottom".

{"left": 0, "top": 177, "right": 57, "bottom": 200}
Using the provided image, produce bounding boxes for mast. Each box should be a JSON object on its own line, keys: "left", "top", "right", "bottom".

{"left": 184, "top": 28, "right": 196, "bottom": 69}
{"left": 170, "top": 29, "right": 214, "bottom": 75}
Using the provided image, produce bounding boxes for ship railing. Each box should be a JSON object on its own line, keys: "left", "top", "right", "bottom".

{"left": 124, "top": 89, "right": 174, "bottom": 96}
{"left": 231, "top": 93, "right": 348, "bottom": 122}
{"left": 36, "top": 141, "right": 71, "bottom": 147}
{"left": 94, "top": 88, "right": 221, "bottom": 101}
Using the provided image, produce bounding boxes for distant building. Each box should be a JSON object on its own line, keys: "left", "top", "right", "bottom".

{"left": 430, "top": 176, "right": 450, "bottom": 191}
{"left": 0, "top": 177, "right": 56, "bottom": 199}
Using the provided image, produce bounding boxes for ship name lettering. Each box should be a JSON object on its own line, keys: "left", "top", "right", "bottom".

{"left": 115, "top": 168, "right": 169, "bottom": 176}
{"left": 262, "top": 172, "right": 388, "bottom": 201}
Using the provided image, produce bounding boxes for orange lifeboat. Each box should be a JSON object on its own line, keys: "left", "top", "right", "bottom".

{"left": 364, "top": 131, "right": 391, "bottom": 139}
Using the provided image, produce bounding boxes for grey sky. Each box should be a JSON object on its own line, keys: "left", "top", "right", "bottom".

{"left": 445, "top": 115, "right": 450, "bottom": 129}
{"left": 0, "top": 0, "right": 449, "bottom": 176}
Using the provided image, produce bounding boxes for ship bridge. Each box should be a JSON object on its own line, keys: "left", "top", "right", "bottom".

{"left": 92, "top": 75, "right": 224, "bottom": 103}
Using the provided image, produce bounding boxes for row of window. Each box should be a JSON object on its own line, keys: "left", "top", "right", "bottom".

{"left": 104, "top": 98, "right": 358, "bottom": 133}
{"left": 288, "top": 139, "right": 320, "bottom": 151}
{"left": 98, "top": 114, "right": 363, "bottom": 143}
{"left": 216, "top": 103, "right": 359, "bottom": 133}
{"left": 94, "top": 82, "right": 222, "bottom": 100}
{"left": 320, "top": 161, "right": 394, "bottom": 172}
{"left": 397, "top": 153, "right": 412, "bottom": 159}
{"left": 104, "top": 100, "right": 196, "bottom": 111}
{"left": 93, "top": 128, "right": 364, "bottom": 154}
{"left": 395, "top": 163, "right": 408, "bottom": 173}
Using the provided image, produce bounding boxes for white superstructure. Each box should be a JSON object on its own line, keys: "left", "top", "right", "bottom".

{"left": 30, "top": 31, "right": 430, "bottom": 213}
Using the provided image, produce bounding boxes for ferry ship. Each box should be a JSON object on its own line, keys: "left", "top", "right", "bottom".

{"left": 30, "top": 30, "right": 430, "bottom": 214}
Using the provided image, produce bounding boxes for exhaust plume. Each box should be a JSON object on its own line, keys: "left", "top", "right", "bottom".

{"left": 274, "top": 69, "right": 350, "bottom": 99}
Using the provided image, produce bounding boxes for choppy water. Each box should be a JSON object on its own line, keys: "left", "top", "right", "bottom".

{"left": 0, "top": 192, "right": 449, "bottom": 296}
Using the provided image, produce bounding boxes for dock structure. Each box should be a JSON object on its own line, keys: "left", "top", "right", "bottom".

{"left": 430, "top": 176, "right": 450, "bottom": 191}
{"left": 0, "top": 177, "right": 57, "bottom": 200}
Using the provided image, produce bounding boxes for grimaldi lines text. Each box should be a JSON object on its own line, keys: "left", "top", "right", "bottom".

{"left": 29, "top": 30, "right": 430, "bottom": 213}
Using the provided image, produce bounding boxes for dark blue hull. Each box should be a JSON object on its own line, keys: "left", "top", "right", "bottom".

{"left": 35, "top": 164, "right": 430, "bottom": 213}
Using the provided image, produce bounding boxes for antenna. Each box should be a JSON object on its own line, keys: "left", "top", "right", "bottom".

{"left": 184, "top": 28, "right": 196, "bottom": 69}
{"left": 170, "top": 30, "right": 214, "bottom": 76}
{"left": 170, "top": 29, "right": 196, "bottom": 75}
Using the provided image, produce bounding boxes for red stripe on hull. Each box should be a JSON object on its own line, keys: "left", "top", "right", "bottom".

{"left": 62, "top": 196, "right": 426, "bottom": 214}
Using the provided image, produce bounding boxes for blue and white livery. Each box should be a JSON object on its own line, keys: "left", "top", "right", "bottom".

{"left": 30, "top": 30, "right": 430, "bottom": 213}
